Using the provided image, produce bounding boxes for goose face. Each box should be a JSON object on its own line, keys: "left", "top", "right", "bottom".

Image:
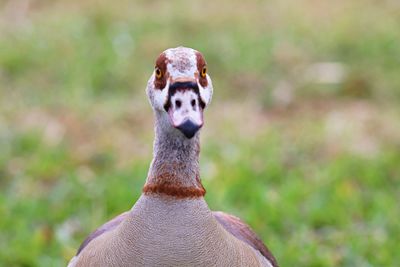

{"left": 146, "top": 47, "right": 213, "bottom": 138}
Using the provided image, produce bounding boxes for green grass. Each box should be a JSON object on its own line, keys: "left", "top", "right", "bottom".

{"left": 0, "top": 0, "right": 400, "bottom": 266}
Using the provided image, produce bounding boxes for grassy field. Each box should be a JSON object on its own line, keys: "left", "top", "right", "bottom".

{"left": 1, "top": 0, "right": 400, "bottom": 266}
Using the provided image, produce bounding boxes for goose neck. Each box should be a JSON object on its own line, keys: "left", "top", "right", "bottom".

{"left": 143, "top": 115, "right": 205, "bottom": 198}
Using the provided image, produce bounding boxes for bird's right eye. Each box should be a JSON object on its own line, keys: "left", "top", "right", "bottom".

{"left": 155, "top": 67, "right": 163, "bottom": 79}
{"left": 201, "top": 66, "right": 207, "bottom": 78}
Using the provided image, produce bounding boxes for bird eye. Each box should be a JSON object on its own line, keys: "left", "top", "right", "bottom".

{"left": 201, "top": 66, "right": 207, "bottom": 78}
{"left": 155, "top": 67, "right": 163, "bottom": 79}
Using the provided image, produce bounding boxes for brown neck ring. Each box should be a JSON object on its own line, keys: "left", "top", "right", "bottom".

{"left": 143, "top": 183, "right": 206, "bottom": 198}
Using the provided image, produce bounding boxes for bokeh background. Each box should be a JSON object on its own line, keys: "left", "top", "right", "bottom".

{"left": 1, "top": 0, "right": 400, "bottom": 266}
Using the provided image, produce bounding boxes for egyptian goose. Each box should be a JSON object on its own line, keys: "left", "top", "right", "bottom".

{"left": 68, "top": 47, "right": 278, "bottom": 267}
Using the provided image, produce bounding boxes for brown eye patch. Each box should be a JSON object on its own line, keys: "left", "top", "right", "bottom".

{"left": 154, "top": 52, "right": 169, "bottom": 89}
{"left": 195, "top": 52, "right": 208, "bottom": 87}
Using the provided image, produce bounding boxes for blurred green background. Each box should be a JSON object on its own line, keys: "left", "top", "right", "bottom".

{"left": 1, "top": 0, "right": 400, "bottom": 266}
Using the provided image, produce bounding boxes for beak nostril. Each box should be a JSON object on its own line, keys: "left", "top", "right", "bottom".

{"left": 175, "top": 100, "right": 182, "bottom": 108}
{"left": 191, "top": 99, "right": 196, "bottom": 107}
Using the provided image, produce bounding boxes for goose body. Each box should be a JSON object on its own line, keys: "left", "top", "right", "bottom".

{"left": 68, "top": 47, "right": 278, "bottom": 267}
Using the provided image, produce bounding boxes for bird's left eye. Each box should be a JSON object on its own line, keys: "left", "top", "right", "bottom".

{"left": 201, "top": 66, "right": 207, "bottom": 78}
{"left": 155, "top": 67, "right": 163, "bottom": 79}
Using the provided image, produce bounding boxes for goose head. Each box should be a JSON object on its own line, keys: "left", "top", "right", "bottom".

{"left": 146, "top": 47, "right": 213, "bottom": 139}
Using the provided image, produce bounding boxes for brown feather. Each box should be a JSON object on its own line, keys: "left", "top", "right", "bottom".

{"left": 154, "top": 52, "right": 169, "bottom": 89}
{"left": 143, "top": 183, "right": 206, "bottom": 198}
{"left": 195, "top": 51, "right": 208, "bottom": 87}
{"left": 213, "top": 211, "right": 279, "bottom": 267}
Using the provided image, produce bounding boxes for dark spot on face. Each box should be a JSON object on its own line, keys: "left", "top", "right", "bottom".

{"left": 196, "top": 52, "right": 208, "bottom": 87}
{"left": 154, "top": 52, "right": 169, "bottom": 89}
{"left": 175, "top": 100, "right": 182, "bottom": 109}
